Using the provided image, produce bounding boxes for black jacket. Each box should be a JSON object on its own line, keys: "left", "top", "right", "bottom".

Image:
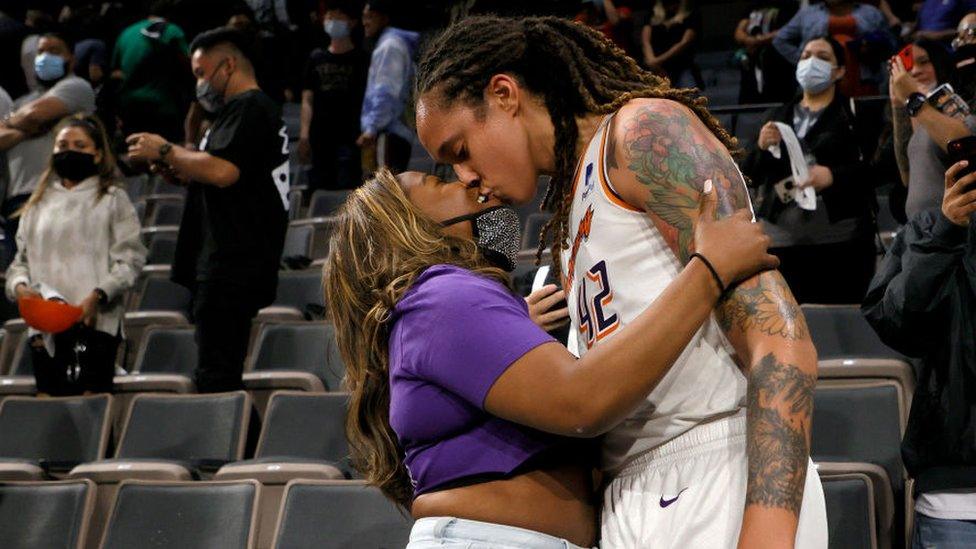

{"left": 862, "top": 209, "right": 976, "bottom": 495}
{"left": 741, "top": 96, "right": 875, "bottom": 226}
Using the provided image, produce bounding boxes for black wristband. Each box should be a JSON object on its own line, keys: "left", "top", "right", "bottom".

{"left": 690, "top": 252, "right": 727, "bottom": 296}
{"left": 94, "top": 288, "right": 108, "bottom": 305}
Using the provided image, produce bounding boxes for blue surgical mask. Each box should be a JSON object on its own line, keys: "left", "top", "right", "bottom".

{"left": 34, "top": 53, "right": 66, "bottom": 83}
{"left": 324, "top": 19, "right": 351, "bottom": 40}
{"left": 795, "top": 57, "right": 836, "bottom": 94}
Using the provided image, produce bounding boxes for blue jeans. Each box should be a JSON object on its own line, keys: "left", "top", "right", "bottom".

{"left": 407, "top": 517, "right": 590, "bottom": 549}
{"left": 913, "top": 513, "right": 976, "bottom": 549}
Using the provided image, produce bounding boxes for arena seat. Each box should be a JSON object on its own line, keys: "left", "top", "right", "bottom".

{"left": 99, "top": 479, "right": 259, "bottom": 549}
{"left": 812, "top": 380, "right": 905, "bottom": 548}
{"left": 272, "top": 480, "right": 413, "bottom": 549}
{"left": 282, "top": 224, "right": 314, "bottom": 259}
{"left": 287, "top": 188, "right": 303, "bottom": 221}
{"left": 144, "top": 200, "right": 185, "bottom": 227}
{"left": 802, "top": 304, "right": 908, "bottom": 361}
{"left": 287, "top": 216, "right": 336, "bottom": 260}
{"left": 216, "top": 392, "right": 351, "bottom": 548}
{"left": 145, "top": 231, "right": 178, "bottom": 266}
{"left": 0, "top": 395, "right": 112, "bottom": 480}
{"left": 731, "top": 110, "right": 768, "bottom": 152}
{"left": 308, "top": 189, "right": 351, "bottom": 218}
{"left": 123, "top": 274, "right": 192, "bottom": 371}
{"left": 0, "top": 319, "right": 27, "bottom": 375}
{"left": 0, "top": 479, "right": 95, "bottom": 549}
{"left": 819, "top": 462, "right": 887, "bottom": 549}
{"left": 0, "top": 321, "right": 35, "bottom": 402}
{"left": 112, "top": 327, "right": 198, "bottom": 443}
{"left": 243, "top": 322, "right": 345, "bottom": 418}
{"left": 521, "top": 212, "right": 552, "bottom": 251}
{"left": 271, "top": 269, "right": 325, "bottom": 313}
{"left": 69, "top": 391, "right": 251, "bottom": 549}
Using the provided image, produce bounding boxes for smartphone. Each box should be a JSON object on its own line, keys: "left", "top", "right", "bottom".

{"left": 896, "top": 44, "right": 914, "bottom": 72}
{"left": 927, "top": 83, "right": 971, "bottom": 120}
{"left": 948, "top": 136, "right": 976, "bottom": 181}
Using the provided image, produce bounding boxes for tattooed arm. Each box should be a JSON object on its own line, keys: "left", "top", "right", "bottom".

{"left": 607, "top": 98, "right": 818, "bottom": 548}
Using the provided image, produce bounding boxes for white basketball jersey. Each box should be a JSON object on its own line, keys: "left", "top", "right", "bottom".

{"left": 560, "top": 114, "right": 748, "bottom": 474}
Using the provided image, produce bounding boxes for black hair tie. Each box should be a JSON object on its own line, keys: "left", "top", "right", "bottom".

{"left": 690, "top": 252, "right": 726, "bottom": 296}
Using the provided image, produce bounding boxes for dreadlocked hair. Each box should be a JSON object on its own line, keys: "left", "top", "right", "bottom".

{"left": 416, "top": 15, "right": 737, "bottom": 274}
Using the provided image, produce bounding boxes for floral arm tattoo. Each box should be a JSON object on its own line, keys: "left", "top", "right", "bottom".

{"left": 614, "top": 100, "right": 816, "bottom": 519}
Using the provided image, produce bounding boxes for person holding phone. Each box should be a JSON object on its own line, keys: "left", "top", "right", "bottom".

{"left": 890, "top": 40, "right": 976, "bottom": 218}
{"left": 742, "top": 36, "right": 876, "bottom": 304}
{"left": 863, "top": 159, "right": 976, "bottom": 547}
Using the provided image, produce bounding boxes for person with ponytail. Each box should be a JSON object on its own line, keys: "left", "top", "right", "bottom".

{"left": 414, "top": 15, "right": 828, "bottom": 548}
{"left": 5, "top": 114, "right": 146, "bottom": 395}
{"left": 324, "top": 168, "right": 777, "bottom": 548}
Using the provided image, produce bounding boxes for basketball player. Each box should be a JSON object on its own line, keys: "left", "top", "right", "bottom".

{"left": 414, "top": 16, "right": 828, "bottom": 548}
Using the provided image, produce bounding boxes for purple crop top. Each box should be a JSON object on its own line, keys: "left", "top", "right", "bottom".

{"left": 388, "top": 264, "right": 562, "bottom": 497}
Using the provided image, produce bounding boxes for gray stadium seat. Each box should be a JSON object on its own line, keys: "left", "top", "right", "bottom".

{"left": 272, "top": 270, "right": 325, "bottom": 312}
{"left": 288, "top": 189, "right": 303, "bottom": 221}
{"left": 100, "top": 480, "right": 259, "bottom": 549}
{"left": 0, "top": 395, "right": 112, "bottom": 480}
{"left": 0, "top": 479, "right": 96, "bottom": 549}
{"left": 0, "top": 319, "right": 26, "bottom": 375}
{"left": 145, "top": 200, "right": 185, "bottom": 227}
{"left": 136, "top": 275, "right": 192, "bottom": 315}
{"left": 146, "top": 232, "right": 178, "bottom": 266}
{"left": 123, "top": 274, "right": 192, "bottom": 371}
{"left": 521, "top": 212, "right": 552, "bottom": 251}
{"left": 69, "top": 392, "right": 252, "bottom": 549}
{"left": 283, "top": 224, "right": 314, "bottom": 259}
{"left": 813, "top": 381, "right": 904, "bottom": 548}
{"left": 243, "top": 322, "right": 345, "bottom": 418}
{"left": 217, "top": 392, "right": 350, "bottom": 548}
{"left": 732, "top": 110, "right": 767, "bottom": 152}
{"left": 819, "top": 463, "right": 882, "bottom": 549}
{"left": 272, "top": 480, "right": 413, "bottom": 549}
{"left": 308, "top": 190, "right": 351, "bottom": 217}
{"left": 802, "top": 304, "right": 907, "bottom": 360}
{"left": 112, "top": 327, "right": 198, "bottom": 444}
{"left": 287, "top": 217, "right": 335, "bottom": 259}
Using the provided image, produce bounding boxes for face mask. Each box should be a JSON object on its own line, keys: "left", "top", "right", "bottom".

{"left": 34, "top": 53, "right": 66, "bottom": 83}
{"left": 52, "top": 150, "right": 98, "bottom": 182}
{"left": 196, "top": 60, "right": 229, "bottom": 113}
{"left": 441, "top": 206, "right": 522, "bottom": 272}
{"left": 796, "top": 57, "right": 836, "bottom": 94}
{"left": 324, "top": 20, "right": 351, "bottom": 40}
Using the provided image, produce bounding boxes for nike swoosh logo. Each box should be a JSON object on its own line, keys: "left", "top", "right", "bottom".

{"left": 659, "top": 488, "right": 688, "bottom": 508}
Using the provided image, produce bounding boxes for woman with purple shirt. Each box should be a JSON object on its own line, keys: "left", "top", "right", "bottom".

{"left": 323, "top": 169, "right": 778, "bottom": 548}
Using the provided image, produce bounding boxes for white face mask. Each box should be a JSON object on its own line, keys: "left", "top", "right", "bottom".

{"left": 324, "top": 19, "right": 351, "bottom": 40}
{"left": 795, "top": 57, "right": 836, "bottom": 94}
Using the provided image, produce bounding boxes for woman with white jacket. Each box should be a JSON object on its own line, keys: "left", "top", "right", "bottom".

{"left": 5, "top": 114, "right": 146, "bottom": 395}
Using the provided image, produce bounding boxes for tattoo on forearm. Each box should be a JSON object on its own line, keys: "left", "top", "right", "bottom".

{"left": 718, "top": 271, "right": 809, "bottom": 341}
{"left": 622, "top": 103, "right": 750, "bottom": 261}
{"left": 745, "top": 353, "right": 815, "bottom": 515}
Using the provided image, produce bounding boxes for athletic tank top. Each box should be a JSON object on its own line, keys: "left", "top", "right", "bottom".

{"left": 560, "top": 113, "right": 748, "bottom": 474}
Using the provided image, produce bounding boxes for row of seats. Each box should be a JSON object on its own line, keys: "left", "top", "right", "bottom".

{"left": 0, "top": 478, "right": 410, "bottom": 549}
{"left": 0, "top": 391, "right": 357, "bottom": 548}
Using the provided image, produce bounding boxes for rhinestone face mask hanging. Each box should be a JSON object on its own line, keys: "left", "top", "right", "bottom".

{"left": 441, "top": 206, "right": 523, "bottom": 271}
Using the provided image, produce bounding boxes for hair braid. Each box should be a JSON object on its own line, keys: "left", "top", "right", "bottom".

{"left": 416, "top": 16, "right": 737, "bottom": 277}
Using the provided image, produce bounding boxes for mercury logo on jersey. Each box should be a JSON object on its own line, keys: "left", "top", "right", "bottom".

{"left": 564, "top": 204, "right": 594, "bottom": 289}
{"left": 581, "top": 162, "right": 595, "bottom": 199}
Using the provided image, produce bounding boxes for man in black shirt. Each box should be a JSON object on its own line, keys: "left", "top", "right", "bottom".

{"left": 127, "top": 27, "right": 289, "bottom": 393}
{"left": 299, "top": 0, "right": 367, "bottom": 191}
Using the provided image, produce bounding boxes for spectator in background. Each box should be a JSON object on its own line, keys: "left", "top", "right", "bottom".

{"left": 6, "top": 115, "right": 146, "bottom": 396}
{"left": 638, "top": 0, "right": 702, "bottom": 88}
{"left": 575, "top": 0, "right": 637, "bottom": 58}
{"left": 58, "top": 3, "right": 109, "bottom": 90}
{"left": 953, "top": 12, "right": 976, "bottom": 103}
{"left": 126, "top": 28, "right": 289, "bottom": 393}
{"left": 742, "top": 36, "right": 876, "bottom": 304}
{"left": 734, "top": 1, "right": 799, "bottom": 103}
{"left": 0, "top": 8, "right": 29, "bottom": 99}
{"left": 20, "top": 9, "right": 55, "bottom": 96}
{"left": 890, "top": 40, "right": 975, "bottom": 219}
{"left": 0, "top": 32, "right": 95, "bottom": 260}
{"left": 863, "top": 161, "right": 976, "bottom": 548}
{"left": 111, "top": 0, "right": 193, "bottom": 144}
{"left": 300, "top": 0, "right": 367, "bottom": 191}
{"left": 773, "top": 0, "right": 896, "bottom": 97}
{"left": 357, "top": 0, "right": 419, "bottom": 173}
{"left": 915, "top": 0, "right": 976, "bottom": 43}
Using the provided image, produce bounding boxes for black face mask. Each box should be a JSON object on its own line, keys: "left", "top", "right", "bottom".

{"left": 52, "top": 150, "right": 98, "bottom": 182}
{"left": 441, "top": 206, "right": 522, "bottom": 272}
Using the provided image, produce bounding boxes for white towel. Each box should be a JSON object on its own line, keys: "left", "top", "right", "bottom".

{"left": 767, "top": 122, "right": 817, "bottom": 211}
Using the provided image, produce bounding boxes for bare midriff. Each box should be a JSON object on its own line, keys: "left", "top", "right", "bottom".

{"left": 411, "top": 462, "right": 596, "bottom": 547}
